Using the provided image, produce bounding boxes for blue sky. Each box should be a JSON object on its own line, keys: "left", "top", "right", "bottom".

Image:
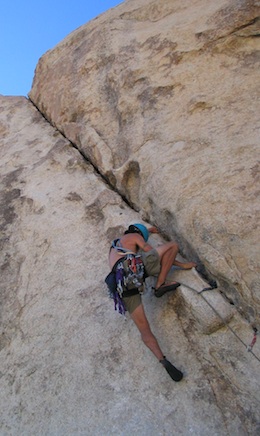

{"left": 0, "top": 0, "right": 123, "bottom": 97}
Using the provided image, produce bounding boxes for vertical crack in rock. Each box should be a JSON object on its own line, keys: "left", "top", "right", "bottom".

{"left": 28, "top": 97, "right": 138, "bottom": 213}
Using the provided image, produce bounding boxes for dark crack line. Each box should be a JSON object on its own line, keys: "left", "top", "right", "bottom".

{"left": 229, "top": 17, "right": 260, "bottom": 37}
{"left": 195, "top": 17, "right": 260, "bottom": 51}
{"left": 27, "top": 97, "right": 138, "bottom": 213}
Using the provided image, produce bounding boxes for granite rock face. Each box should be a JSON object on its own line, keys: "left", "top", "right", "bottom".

{"left": 1, "top": 94, "right": 260, "bottom": 436}
{"left": 1, "top": 0, "right": 260, "bottom": 434}
{"left": 29, "top": 0, "right": 260, "bottom": 327}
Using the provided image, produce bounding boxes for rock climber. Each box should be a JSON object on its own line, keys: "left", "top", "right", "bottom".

{"left": 106, "top": 223, "right": 196, "bottom": 382}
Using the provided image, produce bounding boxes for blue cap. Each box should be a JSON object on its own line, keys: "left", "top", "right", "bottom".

{"left": 133, "top": 223, "right": 149, "bottom": 242}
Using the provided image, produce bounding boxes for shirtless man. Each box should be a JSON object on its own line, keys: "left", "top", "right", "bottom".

{"left": 108, "top": 223, "right": 196, "bottom": 382}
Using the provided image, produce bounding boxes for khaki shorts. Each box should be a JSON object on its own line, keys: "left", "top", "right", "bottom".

{"left": 122, "top": 294, "right": 142, "bottom": 314}
{"left": 141, "top": 249, "right": 160, "bottom": 276}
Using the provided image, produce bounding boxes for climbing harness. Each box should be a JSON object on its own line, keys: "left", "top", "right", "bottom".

{"left": 184, "top": 282, "right": 260, "bottom": 364}
{"left": 105, "top": 240, "right": 146, "bottom": 315}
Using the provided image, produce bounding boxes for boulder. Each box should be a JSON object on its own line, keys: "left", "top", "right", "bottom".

{"left": 29, "top": 0, "right": 260, "bottom": 327}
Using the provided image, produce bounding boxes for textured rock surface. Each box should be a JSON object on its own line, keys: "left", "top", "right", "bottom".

{"left": 0, "top": 94, "right": 260, "bottom": 435}
{"left": 29, "top": 0, "right": 260, "bottom": 327}
{"left": 1, "top": 0, "right": 260, "bottom": 434}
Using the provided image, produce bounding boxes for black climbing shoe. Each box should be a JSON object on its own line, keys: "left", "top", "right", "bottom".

{"left": 154, "top": 282, "right": 180, "bottom": 298}
{"left": 160, "top": 357, "right": 183, "bottom": 382}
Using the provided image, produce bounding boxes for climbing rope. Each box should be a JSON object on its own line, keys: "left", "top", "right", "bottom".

{"left": 183, "top": 283, "right": 260, "bottom": 364}
{"left": 247, "top": 328, "right": 258, "bottom": 352}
